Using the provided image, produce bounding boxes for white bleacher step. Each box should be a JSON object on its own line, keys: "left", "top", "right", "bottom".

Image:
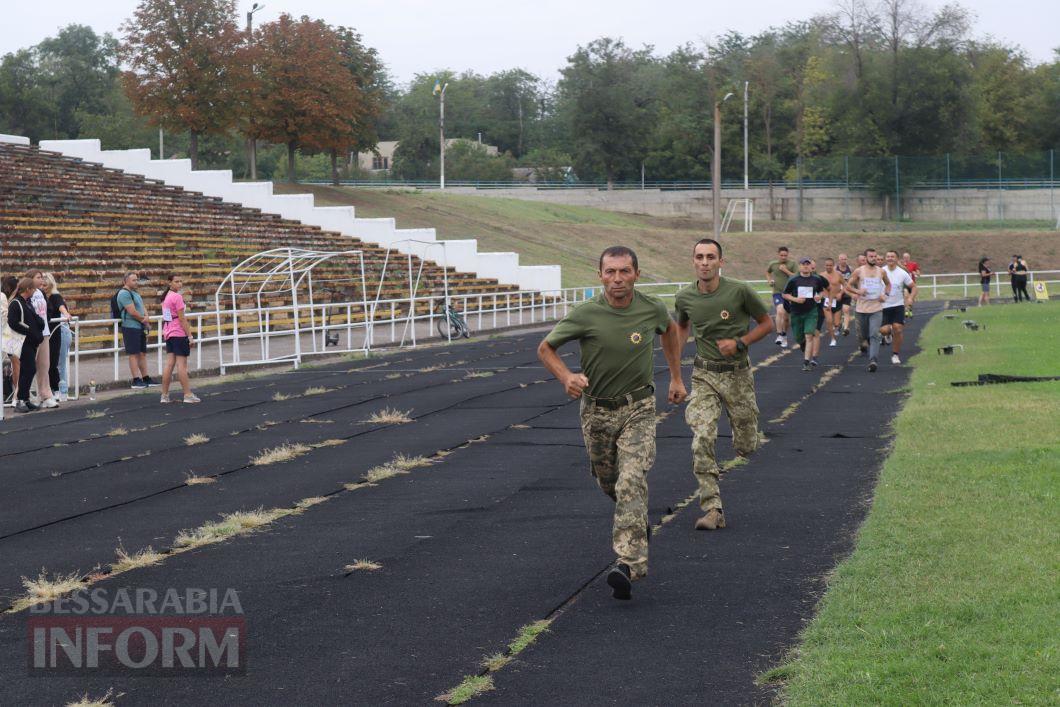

{"left": 35, "top": 138, "right": 562, "bottom": 292}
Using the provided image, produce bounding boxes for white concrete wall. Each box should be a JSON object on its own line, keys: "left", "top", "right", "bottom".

{"left": 437, "top": 240, "right": 479, "bottom": 274}
{"left": 515, "top": 265, "right": 562, "bottom": 292}
{"left": 475, "top": 252, "right": 520, "bottom": 285}
{"left": 35, "top": 138, "right": 563, "bottom": 294}
{"left": 1, "top": 134, "right": 32, "bottom": 145}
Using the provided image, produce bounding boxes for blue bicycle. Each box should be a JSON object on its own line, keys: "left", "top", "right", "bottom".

{"left": 436, "top": 301, "right": 471, "bottom": 339}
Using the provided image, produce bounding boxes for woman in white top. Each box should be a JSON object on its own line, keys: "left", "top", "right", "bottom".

{"left": 24, "top": 270, "right": 57, "bottom": 408}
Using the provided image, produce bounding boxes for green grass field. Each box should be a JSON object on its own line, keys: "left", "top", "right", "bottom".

{"left": 766, "top": 301, "right": 1060, "bottom": 704}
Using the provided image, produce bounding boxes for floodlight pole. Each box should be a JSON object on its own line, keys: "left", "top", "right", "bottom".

{"left": 246, "top": 3, "right": 264, "bottom": 180}
{"left": 438, "top": 82, "right": 448, "bottom": 190}
{"left": 743, "top": 81, "right": 749, "bottom": 191}
{"left": 713, "top": 92, "right": 735, "bottom": 239}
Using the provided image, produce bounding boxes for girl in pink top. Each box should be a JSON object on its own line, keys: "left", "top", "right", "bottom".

{"left": 159, "top": 274, "right": 200, "bottom": 404}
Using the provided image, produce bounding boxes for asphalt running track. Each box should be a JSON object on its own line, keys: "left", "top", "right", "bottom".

{"left": 0, "top": 301, "right": 944, "bottom": 704}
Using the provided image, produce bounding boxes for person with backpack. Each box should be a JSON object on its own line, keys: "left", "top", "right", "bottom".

{"left": 159, "top": 274, "right": 200, "bottom": 404}
{"left": 113, "top": 272, "right": 157, "bottom": 389}
{"left": 7, "top": 277, "right": 46, "bottom": 412}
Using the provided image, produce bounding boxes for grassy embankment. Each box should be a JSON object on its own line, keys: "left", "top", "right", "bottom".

{"left": 766, "top": 301, "right": 1060, "bottom": 704}
{"left": 275, "top": 185, "right": 1060, "bottom": 289}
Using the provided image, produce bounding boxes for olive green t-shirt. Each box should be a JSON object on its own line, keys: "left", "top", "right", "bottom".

{"left": 674, "top": 277, "right": 768, "bottom": 364}
{"left": 545, "top": 290, "right": 671, "bottom": 399}
{"left": 767, "top": 259, "right": 797, "bottom": 294}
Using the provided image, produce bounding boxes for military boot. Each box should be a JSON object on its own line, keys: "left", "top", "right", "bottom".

{"left": 694, "top": 508, "right": 726, "bottom": 531}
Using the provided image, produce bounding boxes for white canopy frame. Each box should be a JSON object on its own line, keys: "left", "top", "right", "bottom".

{"left": 369, "top": 240, "right": 450, "bottom": 348}
{"left": 214, "top": 247, "right": 368, "bottom": 374}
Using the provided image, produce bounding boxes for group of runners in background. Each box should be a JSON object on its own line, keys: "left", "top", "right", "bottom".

{"left": 767, "top": 246, "right": 919, "bottom": 372}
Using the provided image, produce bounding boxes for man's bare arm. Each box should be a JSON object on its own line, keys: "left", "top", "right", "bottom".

{"left": 661, "top": 320, "right": 688, "bottom": 404}
{"left": 537, "top": 339, "right": 588, "bottom": 399}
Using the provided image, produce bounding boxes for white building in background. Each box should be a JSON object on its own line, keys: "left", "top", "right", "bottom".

{"left": 356, "top": 139, "right": 498, "bottom": 173}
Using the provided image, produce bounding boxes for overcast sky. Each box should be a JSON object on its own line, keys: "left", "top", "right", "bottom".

{"left": 3, "top": 0, "right": 1057, "bottom": 84}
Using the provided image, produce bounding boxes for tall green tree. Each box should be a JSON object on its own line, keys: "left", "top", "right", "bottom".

{"left": 120, "top": 0, "right": 247, "bottom": 168}
{"left": 557, "top": 38, "right": 658, "bottom": 187}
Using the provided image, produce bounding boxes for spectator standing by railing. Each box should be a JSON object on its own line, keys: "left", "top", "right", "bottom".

{"left": 977, "top": 257, "right": 992, "bottom": 306}
{"left": 43, "top": 273, "right": 73, "bottom": 402}
{"left": 159, "top": 274, "right": 200, "bottom": 404}
{"left": 1008, "top": 255, "right": 1031, "bottom": 303}
{"left": 7, "top": 277, "right": 45, "bottom": 413}
{"left": 25, "top": 270, "right": 57, "bottom": 408}
{"left": 1, "top": 276, "right": 22, "bottom": 403}
{"left": 116, "top": 272, "right": 158, "bottom": 389}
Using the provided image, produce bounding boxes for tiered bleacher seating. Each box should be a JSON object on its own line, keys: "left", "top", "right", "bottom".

{"left": 0, "top": 143, "right": 532, "bottom": 348}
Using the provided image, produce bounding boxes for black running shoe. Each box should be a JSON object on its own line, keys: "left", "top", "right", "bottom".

{"left": 868, "top": 359, "right": 878, "bottom": 372}
{"left": 606, "top": 563, "right": 633, "bottom": 600}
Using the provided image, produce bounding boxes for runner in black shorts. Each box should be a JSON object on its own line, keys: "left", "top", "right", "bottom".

{"left": 836, "top": 253, "right": 853, "bottom": 336}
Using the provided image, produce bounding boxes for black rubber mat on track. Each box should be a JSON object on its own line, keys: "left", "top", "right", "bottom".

{"left": 0, "top": 307, "right": 941, "bottom": 704}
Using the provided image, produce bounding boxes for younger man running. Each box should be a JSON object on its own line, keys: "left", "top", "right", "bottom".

{"left": 677, "top": 239, "right": 774, "bottom": 531}
{"left": 783, "top": 258, "right": 827, "bottom": 371}
{"left": 879, "top": 251, "right": 916, "bottom": 365}
{"left": 766, "top": 246, "right": 796, "bottom": 348}
{"left": 845, "top": 249, "right": 891, "bottom": 372}
{"left": 821, "top": 257, "right": 844, "bottom": 346}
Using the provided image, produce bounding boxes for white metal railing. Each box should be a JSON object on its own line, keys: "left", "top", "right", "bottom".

{"left": 3, "top": 269, "right": 1055, "bottom": 415}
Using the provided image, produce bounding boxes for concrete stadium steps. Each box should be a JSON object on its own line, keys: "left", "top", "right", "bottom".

{"left": 0, "top": 139, "right": 565, "bottom": 345}
{"left": 31, "top": 138, "right": 561, "bottom": 292}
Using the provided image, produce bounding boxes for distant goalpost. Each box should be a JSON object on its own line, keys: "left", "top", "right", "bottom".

{"left": 722, "top": 198, "right": 754, "bottom": 233}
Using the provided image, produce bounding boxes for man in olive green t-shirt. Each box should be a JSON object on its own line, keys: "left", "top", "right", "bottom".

{"left": 678, "top": 239, "right": 774, "bottom": 531}
{"left": 538, "top": 246, "right": 686, "bottom": 601}
{"left": 766, "top": 246, "right": 797, "bottom": 348}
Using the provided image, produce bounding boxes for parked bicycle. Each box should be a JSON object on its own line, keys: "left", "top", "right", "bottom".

{"left": 436, "top": 300, "right": 471, "bottom": 339}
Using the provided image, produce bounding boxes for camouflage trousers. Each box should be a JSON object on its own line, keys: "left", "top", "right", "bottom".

{"left": 684, "top": 366, "right": 760, "bottom": 512}
{"left": 579, "top": 394, "right": 655, "bottom": 579}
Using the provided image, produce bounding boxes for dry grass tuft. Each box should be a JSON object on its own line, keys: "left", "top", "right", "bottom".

{"left": 251, "top": 443, "right": 311, "bottom": 466}
{"left": 111, "top": 546, "right": 164, "bottom": 574}
{"left": 482, "top": 653, "right": 509, "bottom": 671}
{"left": 272, "top": 392, "right": 292, "bottom": 401}
{"left": 344, "top": 559, "right": 382, "bottom": 572}
{"left": 85, "top": 409, "right": 108, "bottom": 420}
{"left": 343, "top": 481, "right": 370, "bottom": 491}
{"left": 312, "top": 439, "right": 346, "bottom": 448}
{"left": 385, "top": 373, "right": 403, "bottom": 379}
{"left": 294, "top": 496, "right": 328, "bottom": 510}
{"left": 303, "top": 386, "right": 333, "bottom": 396}
{"left": 464, "top": 371, "right": 494, "bottom": 379}
{"left": 15, "top": 570, "right": 85, "bottom": 611}
{"left": 437, "top": 675, "right": 494, "bottom": 704}
{"left": 301, "top": 418, "right": 333, "bottom": 424}
{"left": 174, "top": 507, "right": 289, "bottom": 550}
{"left": 184, "top": 474, "right": 216, "bottom": 485}
{"left": 418, "top": 364, "right": 443, "bottom": 373}
{"left": 393, "top": 454, "right": 433, "bottom": 470}
{"left": 362, "top": 407, "right": 414, "bottom": 425}
{"left": 510, "top": 424, "right": 531, "bottom": 430}
{"left": 65, "top": 688, "right": 122, "bottom": 707}
{"left": 105, "top": 426, "right": 128, "bottom": 437}
{"left": 364, "top": 463, "right": 408, "bottom": 484}
{"left": 184, "top": 433, "right": 209, "bottom": 446}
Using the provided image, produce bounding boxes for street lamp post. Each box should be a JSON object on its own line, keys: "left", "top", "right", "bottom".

{"left": 743, "top": 81, "right": 749, "bottom": 191}
{"left": 246, "top": 2, "right": 264, "bottom": 180}
{"left": 713, "top": 91, "right": 735, "bottom": 238}
{"left": 434, "top": 81, "right": 449, "bottom": 189}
